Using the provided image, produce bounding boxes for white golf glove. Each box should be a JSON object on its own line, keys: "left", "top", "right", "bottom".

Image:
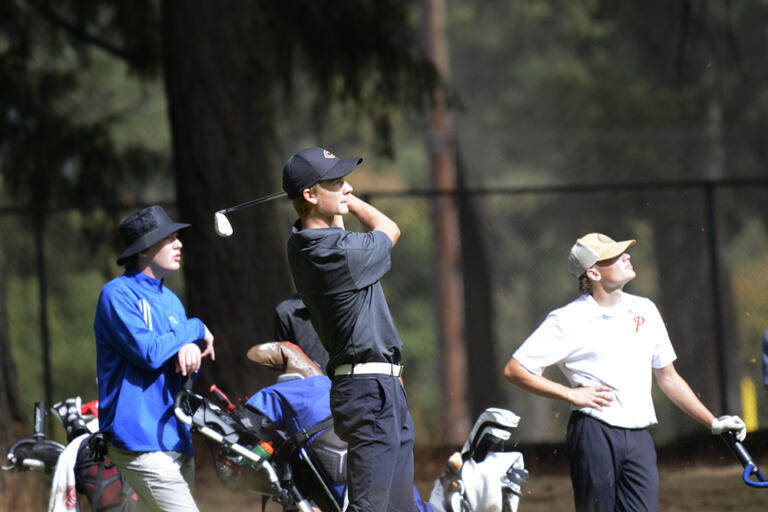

{"left": 711, "top": 415, "right": 747, "bottom": 442}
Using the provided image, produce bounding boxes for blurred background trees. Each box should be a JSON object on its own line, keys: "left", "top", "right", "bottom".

{"left": 2, "top": 7, "right": 768, "bottom": 506}
{"left": 446, "top": 0, "right": 768, "bottom": 441}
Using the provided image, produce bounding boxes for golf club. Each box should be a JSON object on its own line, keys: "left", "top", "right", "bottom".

{"left": 214, "top": 191, "right": 287, "bottom": 237}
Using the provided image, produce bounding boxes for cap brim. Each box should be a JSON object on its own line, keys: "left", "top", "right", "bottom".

{"left": 596, "top": 239, "right": 636, "bottom": 262}
{"left": 318, "top": 157, "right": 362, "bottom": 182}
{"left": 116, "top": 222, "right": 190, "bottom": 265}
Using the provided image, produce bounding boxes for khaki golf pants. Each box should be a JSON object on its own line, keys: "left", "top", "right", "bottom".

{"left": 108, "top": 444, "right": 198, "bottom": 512}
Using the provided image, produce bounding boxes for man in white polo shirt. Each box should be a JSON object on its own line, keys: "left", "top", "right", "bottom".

{"left": 503, "top": 232, "right": 746, "bottom": 512}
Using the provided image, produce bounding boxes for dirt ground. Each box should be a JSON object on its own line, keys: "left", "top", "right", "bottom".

{"left": 6, "top": 435, "right": 766, "bottom": 511}
{"left": 192, "top": 462, "right": 768, "bottom": 512}
{"left": 506, "top": 463, "right": 768, "bottom": 512}
{"left": 192, "top": 436, "right": 768, "bottom": 512}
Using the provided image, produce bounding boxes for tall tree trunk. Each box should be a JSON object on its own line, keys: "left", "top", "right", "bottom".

{"left": 0, "top": 259, "right": 43, "bottom": 510}
{"left": 162, "top": 1, "right": 292, "bottom": 397}
{"left": 423, "top": 0, "right": 470, "bottom": 444}
{"left": 456, "top": 150, "right": 501, "bottom": 419}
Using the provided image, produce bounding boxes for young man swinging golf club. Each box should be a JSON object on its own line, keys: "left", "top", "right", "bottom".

{"left": 283, "top": 147, "right": 417, "bottom": 511}
{"left": 503, "top": 232, "right": 747, "bottom": 512}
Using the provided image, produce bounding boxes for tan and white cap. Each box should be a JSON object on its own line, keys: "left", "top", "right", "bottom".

{"left": 568, "top": 233, "right": 636, "bottom": 277}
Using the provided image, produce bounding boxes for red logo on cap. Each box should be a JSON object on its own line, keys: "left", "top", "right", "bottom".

{"left": 323, "top": 150, "right": 335, "bottom": 159}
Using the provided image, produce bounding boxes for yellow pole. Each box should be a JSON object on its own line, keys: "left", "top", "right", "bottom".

{"left": 741, "top": 377, "right": 758, "bottom": 432}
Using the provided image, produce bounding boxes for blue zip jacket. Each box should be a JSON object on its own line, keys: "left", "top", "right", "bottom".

{"left": 94, "top": 270, "right": 205, "bottom": 453}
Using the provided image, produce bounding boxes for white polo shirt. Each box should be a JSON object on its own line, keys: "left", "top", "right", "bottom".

{"left": 513, "top": 292, "right": 677, "bottom": 429}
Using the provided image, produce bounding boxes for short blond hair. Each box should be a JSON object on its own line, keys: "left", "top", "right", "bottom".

{"left": 291, "top": 184, "right": 318, "bottom": 218}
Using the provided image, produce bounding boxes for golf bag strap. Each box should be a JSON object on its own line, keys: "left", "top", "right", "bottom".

{"left": 289, "top": 415, "right": 334, "bottom": 446}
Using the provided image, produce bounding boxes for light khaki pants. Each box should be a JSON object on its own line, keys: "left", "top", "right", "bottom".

{"left": 108, "top": 444, "right": 198, "bottom": 512}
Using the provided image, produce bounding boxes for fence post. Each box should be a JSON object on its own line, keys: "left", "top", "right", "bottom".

{"left": 704, "top": 183, "right": 729, "bottom": 414}
{"left": 32, "top": 207, "right": 53, "bottom": 436}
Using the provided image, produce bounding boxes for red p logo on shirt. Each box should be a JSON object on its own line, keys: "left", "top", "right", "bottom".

{"left": 634, "top": 316, "right": 645, "bottom": 333}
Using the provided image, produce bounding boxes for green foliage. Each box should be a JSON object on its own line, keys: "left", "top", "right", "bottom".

{"left": 4, "top": 0, "right": 768, "bottom": 449}
{"left": 266, "top": 1, "right": 437, "bottom": 155}
{"left": 0, "top": 0, "right": 441, "bottom": 440}
{"left": 4, "top": 211, "right": 109, "bottom": 423}
{"left": 0, "top": 1, "right": 164, "bottom": 208}
{"left": 444, "top": 0, "right": 768, "bottom": 443}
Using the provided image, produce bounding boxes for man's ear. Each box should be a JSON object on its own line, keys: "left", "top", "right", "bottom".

{"left": 302, "top": 187, "right": 318, "bottom": 205}
{"left": 585, "top": 266, "right": 600, "bottom": 282}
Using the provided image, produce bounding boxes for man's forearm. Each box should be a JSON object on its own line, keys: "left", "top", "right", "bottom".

{"left": 503, "top": 358, "right": 570, "bottom": 401}
{"left": 654, "top": 365, "right": 716, "bottom": 428}
{"left": 503, "top": 357, "right": 615, "bottom": 410}
{"left": 347, "top": 194, "right": 400, "bottom": 245}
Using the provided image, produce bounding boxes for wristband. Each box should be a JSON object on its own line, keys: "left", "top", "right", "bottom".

{"left": 566, "top": 390, "right": 573, "bottom": 404}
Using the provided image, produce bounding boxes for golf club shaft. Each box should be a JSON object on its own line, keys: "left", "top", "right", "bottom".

{"left": 218, "top": 191, "right": 287, "bottom": 214}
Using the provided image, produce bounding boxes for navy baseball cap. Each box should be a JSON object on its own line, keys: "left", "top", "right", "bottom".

{"left": 282, "top": 147, "right": 362, "bottom": 200}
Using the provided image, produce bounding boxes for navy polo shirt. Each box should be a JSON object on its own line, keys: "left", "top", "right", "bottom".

{"left": 274, "top": 293, "right": 330, "bottom": 369}
{"left": 286, "top": 221, "right": 403, "bottom": 375}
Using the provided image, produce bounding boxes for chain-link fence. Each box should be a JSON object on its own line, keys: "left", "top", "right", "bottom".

{"left": 370, "top": 178, "right": 768, "bottom": 445}
{"left": 5, "top": 179, "right": 768, "bottom": 445}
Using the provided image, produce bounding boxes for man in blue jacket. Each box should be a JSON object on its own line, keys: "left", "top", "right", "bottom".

{"left": 94, "top": 205, "right": 215, "bottom": 512}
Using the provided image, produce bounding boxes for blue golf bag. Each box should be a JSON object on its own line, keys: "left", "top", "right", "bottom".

{"left": 174, "top": 342, "right": 526, "bottom": 511}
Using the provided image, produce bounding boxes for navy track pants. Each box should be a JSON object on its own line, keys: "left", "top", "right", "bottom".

{"left": 566, "top": 411, "right": 659, "bottom": 512}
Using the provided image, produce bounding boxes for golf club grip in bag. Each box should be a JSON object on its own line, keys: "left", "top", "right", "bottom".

{"left": 34, "top": 402, "right": 47, "bottom": 438}
{"left": 173, "top": 372, "right": 197, "bottom": 415}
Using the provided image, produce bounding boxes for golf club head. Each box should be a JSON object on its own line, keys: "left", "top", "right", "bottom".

{"left": 214, "top": 211, "right": 234, "bottom": 237}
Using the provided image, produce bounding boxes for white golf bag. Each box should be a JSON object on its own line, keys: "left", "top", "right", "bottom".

{"left": 428, "top": 408, "right": 529, "bottom": 512}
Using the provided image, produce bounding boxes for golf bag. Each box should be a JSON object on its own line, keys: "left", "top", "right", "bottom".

{"left": 3, "top": 400, "right": 137, "bottom": 512}
{"left": 174, "top": 341, "right": 528, "bottom": 511}
{"left": 427, "top": 408, "right": 528, "bottom": 512}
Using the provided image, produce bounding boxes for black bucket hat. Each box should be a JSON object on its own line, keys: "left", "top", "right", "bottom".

{"left": 282, "top": 147, "right": 362, "bottom": 200}
{"left": 116, "top": 205, "right": 190, "bottom": 265}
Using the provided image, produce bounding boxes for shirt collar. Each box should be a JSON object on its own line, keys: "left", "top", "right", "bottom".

{"left": 583, "top": 292, "right": 633, "bottom": 318}
{"left": 291, "top": 219, "right": 342, "bottom": 237}
{"left": 124, "top": 269, "right": 164, "bottom": 292}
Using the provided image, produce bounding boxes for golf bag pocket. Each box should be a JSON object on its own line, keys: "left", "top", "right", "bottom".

{"left": 247, "top": 375, "right": 349, "bottom": 505}
{"left": 302, "top": 422, "right": 347, "bottom": 486}
{"left": 75, "top": 433, "right": 136, "bottom": 511}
